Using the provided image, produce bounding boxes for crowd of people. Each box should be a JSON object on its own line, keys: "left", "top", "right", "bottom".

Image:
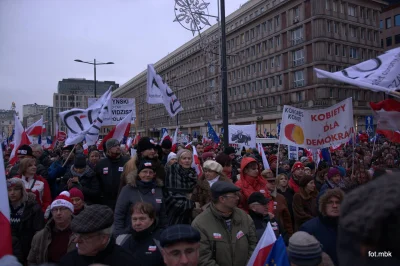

{"left": 1, "top": 135, "right": 399, "bottom": 266}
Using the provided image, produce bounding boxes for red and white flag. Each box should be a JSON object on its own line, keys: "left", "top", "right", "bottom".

{"left": 9, "top": 115, "right": 31, "bottom": 165}
{"left": 0, "top": 144, "right": 13, "bottom": 258}
{"left": 133, "top": 134, "right": 141, "bottom": 146}
{"left": 171, "top": 127, "right": 179, "bottom": 153}
{"left": 247, "top": 222, "right": 276, "bottom": 266}
{"left": 191, "top": 145, "right": 203, "bottom": 177}
{"left": 26, "top": 116, "right": 43, "bottom": 136}
{"left": 98, "top": 111, "right": 132, "bottom": 150}
{"left": 370, "top": 99, "right": 400, "bottom": 143}
{"left": 160, "top": 129, "right": 171, "bottom": 144}
{"left": 257, "top": 143, "right": 270, "bottom": 170}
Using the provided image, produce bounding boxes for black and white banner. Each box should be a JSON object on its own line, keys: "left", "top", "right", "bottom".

{"left": 59, "top": 87, "right": 112, "bottom": 145}
{"left": 314, "top": 47, "right": 400, "bottom": 95}
{"left": 228, "top": 124, "right": 256, "bottom": 149}
{"left": 146, "top": 64, "right": 183, "bottom": 117}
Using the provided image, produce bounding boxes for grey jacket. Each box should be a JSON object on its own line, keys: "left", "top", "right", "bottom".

{"left": 113, "top": 172, "right": 168, "bottom": 236}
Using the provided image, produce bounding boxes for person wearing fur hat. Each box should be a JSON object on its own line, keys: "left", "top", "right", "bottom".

{"left": 7, "top": 178, "right": 44, "bottom": 264}
{"left": 114, "top": 159, "right": 168, "bottom": 236}
{"left": 235, "top": 157, "right": 274, "bottom": 214}
{"left": 119, "top": 137, "right": 165, "bottom": 194}
{"left": 289, "top": 161, "right": 305, "bottom": 193}
{"left": 28, "top": 191, "right": 75, "bottom": 265}
{"left": 191, "top": 160, "right": 231, "bottom": 216}
{"left": 13, "top": 158, "right": 52, "bottom": 213}
{"left": 94, "top": 138, "right": 130, "bottom": 210}
{"left": 163, "top": 149, "right": 198, "bottom": 225}
{"left": 337, "top": 173, "right": 400, "bottom": 266}
{"left": 69, "top": 187, "right": 85, "bottom": 215}
{"left": 292, "top": 175, "right": 318, "bottom": 231}
{"left": 300, "top": 188, "right": 344, "bottom": 266}
{"left": 59, "top": 154, "right": 100, "bottom": 205}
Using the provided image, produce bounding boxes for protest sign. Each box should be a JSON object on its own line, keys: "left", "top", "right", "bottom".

{"left": 88, "top": 98, "right": 136, "bottom": 126}
{"left": 228, "top": 124, "right": 256, "bottom": 149}
{"left": 279, "top": 98, "right": 354, "bottom": 149}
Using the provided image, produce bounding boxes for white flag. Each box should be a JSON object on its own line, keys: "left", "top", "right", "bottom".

{"left": 59, "top": 87, "right": 112, "bottom": 146}
{"left": 314, "top": 47, "right": 400, "bottom": 95}
{"left": 146, "top": 64, "right": 183, "bottom": 117}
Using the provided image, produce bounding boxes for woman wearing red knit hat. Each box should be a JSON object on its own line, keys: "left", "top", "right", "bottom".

{"left": 288, "top": 161, "right": 305, "bottom": 193}
{"left": 69, "top": 188, "right": 85, "bottom": 215}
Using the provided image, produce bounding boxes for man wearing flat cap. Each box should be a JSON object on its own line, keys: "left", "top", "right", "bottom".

{"left": 60, "top": 204, "right": 136, "bottom": 266}
{"left": 192, "top": 181, "right": 257, "bottom": 266}
{"left": 95, "top": 138, "right": 130, "bottom": 210}
{"left": 159, "top": 224, "right": 201, "bottom": 266}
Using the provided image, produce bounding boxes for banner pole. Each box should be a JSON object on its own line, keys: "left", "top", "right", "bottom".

{"left": 351, "top": 133, "right": 356, "bottom": 177}
{"left": 62, "top": 144, "right": 76, "bottom": 168}
{"left": 275, "top": 144, "right": 280, "bottom": 177}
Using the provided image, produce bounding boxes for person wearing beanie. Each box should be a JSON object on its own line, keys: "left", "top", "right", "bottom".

{"left": 300, "top": 188, "right": 344, "bottom": 266}
{"left": 292, "top": 175, "right": 318, "bottom": 231}
{"left": 166, "top": 152, "right": 177, "bottom": 165}
{"left": 319, "top": 167, "right": 347, "bottom": 196}
{"left": 201, "top": 151, "right": 215, "bottom": 162}
{"left": 114, "top": 159, "right": 168, "bottom": 236}
{"left": 289, "top": 161, "right": 305, "bottom": 193}
{"left": 69, "top": 187, "right": 85, "bottom": 215}
{"left": 7, "top": 178, "right": 44, "bottom": 264}
{"left": 192, "top": 181, "right": 257, "bottom": 266}
{"left": 60, "top": 205, "right": 136, "bottom": 266}
{"left": 28, "top": 191, "right": 75, "bottom": 265}
{"left": 287, "top": 231, "right": 335, "bottom": 266}
{"left": 160, "top": 138, "right": 173, "bottom": 166}
{"left": 267, "top": 154, "right": 278, "bottom": 172}
{"left": 119, "top": 136, "right": 165, "bottom": 196}
{"left": 94, "top": 138, "right": 130, "bottom": 210}
{"left": 59, "top": 154, "right": 100, "bottom": 205}
{"left": 163, "top": 149, "right": 198, "bottom": 225}
{"left": 13, "top": 158, "right": 52, "bottom": 213}
{"left": 191, "top": 160, "right": 231, "bottom": 216}
{"left": 235, "top": 157, "right": 275, "bottom": 214}
{"left": 216, "top": 152, "right": 239, "bottom": 183}
{"left": 203, "top": 145, "right": 214, "bottom": 153}
{"left": 7, "top": 144, "right": 48, "bottom": 181}
{"left": 278, "top": 160, "right": 291, "bottom": 175}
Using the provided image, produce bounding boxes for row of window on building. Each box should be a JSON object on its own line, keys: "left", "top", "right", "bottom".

{"left": 326, "top": 0, "right": 378, "bottom": 21}
{"left": 380, "top": 14, "right": 400, "bottom": 30}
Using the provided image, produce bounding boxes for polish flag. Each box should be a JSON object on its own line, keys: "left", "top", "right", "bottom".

{"left": 370, "top": 99, "right": 400, "bottom": 143}
{"left": 126, "top": 137, "right": 133, "bottom": 148}
{"left": 305, "top": 148, "right": 314, "bottom": 162}
{"left": 185, "top": 141, "right": 193, "bottom": 149}
{"left": 9, "top": 115, "right": 31, "bottom": 165}
{"left": 330, "top": 144, "right": 343, "bottom": 152}
{"left": 98, "top": 112, "right": 132, "bottom": 150}
{"left": 191, "top": 145, "right": 203, "bottom": 177}
{"left": 257, "top": 143, "right": 270, "bottom": 170}
{"left": 0, "top": 145, "right": 13, "bottom": 258}
{"left": 133, "top": 133, "right": 141, "bottom": 146}
{"left": 26, "top": 116, "right": 43, "bottom": 136}
{"left": 160, "top": 129, "right": 171, "bottom": 144}
{"left": 247, "top": 223, "right": 276, "bottom": 266}
{"left": 83, "top": 143, "right": 89, "bottom": 155}
{"left": 171, "top": 127, "right": 179, "bottom": 153}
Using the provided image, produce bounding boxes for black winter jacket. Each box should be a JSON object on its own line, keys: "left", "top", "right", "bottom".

{"left": 120, "top": 223, "right": 164, "bottom": 266}
{"left": 11, "top": 197, "right": 45, "bottom": 264}
{"left": 60, "top": 238, "right": 137, "bottom": 266}
{"left": 95, "top": 155, "right": 129, "bottom": 210}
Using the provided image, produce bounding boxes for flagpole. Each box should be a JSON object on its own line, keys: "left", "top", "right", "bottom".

{"left": 275, "top": 144, "right": 280, "bottom": 177}
{"left": 371, "top": 134, "right": 377, "bottom": 157}
{"left": 351, "top": 133, "right": 356, "bottom": 177}
{"left": 62, "top": 145, "right": 77, "bottom": 167}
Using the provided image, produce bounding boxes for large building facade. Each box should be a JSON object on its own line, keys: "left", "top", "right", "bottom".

{"left": 54, "top": 78, "right": 119, "bottom": 132}
{"left": 114, "top": 0, "right": 387, "bottom": 138}
{"left": 380, "top": 2, "right": 400, "bottom": 50}
{"left": 0, "top": 109, "right": 16, "bottom": 137}
{"left": 22, "top": 103, "right": 50, "bottom": 127}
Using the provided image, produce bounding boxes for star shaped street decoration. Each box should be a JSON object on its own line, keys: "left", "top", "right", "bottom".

{"left": 174, "top": 0, "right": 211, "bottom": 36}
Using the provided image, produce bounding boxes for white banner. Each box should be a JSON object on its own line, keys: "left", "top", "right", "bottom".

{"left": 88, "top": 98, "right": 136, "bottom": 126}
{"left": 147, "top": 64, "right": 183, "bottom": 117}
{"left": 279, "top": 98, "right": 354, "bottom": 149}
{"left": 228, "top": 124, "right": 256, "bottom": 149}
{"left": 314, "top": 47, "right": 400, "bottom": 95}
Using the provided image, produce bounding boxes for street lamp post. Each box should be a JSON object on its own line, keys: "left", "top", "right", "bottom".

{"left": 74, "top": 59, "right": 114, "bottom": 97}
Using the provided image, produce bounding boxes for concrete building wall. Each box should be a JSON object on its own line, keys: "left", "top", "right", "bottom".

{"left": 380, "top": 3, "right": 400, "bottom": 50}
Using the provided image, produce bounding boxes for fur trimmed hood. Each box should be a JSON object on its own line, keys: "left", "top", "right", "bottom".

{"left": 318, "top": 188, "right": 344, "bottom": 216}
{"left": 125, "top": 155, "right": 164, "bottom": 187}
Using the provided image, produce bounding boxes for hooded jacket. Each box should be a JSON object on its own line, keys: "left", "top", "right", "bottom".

{"left": 299, "top": 189, "right": 344, "bottom": 266}
{"left": 192, "top": 203, "right": 258, "bottom": 266}
{"left": 235, "top": 157, "right": 274, "bottom": 213}
{"left": 292, "top": 187, "right": 318, "bottom": 231}
{"left": 114, "top": 171, "right": 168, "bottom": 236}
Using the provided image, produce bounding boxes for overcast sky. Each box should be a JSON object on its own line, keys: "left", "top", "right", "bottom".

{"left": 0, "top": 0, "right": 246, "bottom": 115}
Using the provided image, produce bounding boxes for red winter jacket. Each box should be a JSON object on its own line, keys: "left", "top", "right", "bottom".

{"left": 15, "top": 174, "right": 52, "bottom": 213}
{"left": 235, "top": 157, "right": 274, "bottom": 213}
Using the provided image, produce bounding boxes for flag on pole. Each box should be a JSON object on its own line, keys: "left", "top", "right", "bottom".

{"left": 314, "top": 47, "right": 400, "bottom": 96}
{"left": 133, "top": 134, "right": 141, "bottom": 146}
{"left": 207, "top": 121, "right": 220, "bottom": 144}
{"left": 370, "top": 99, "right": 400, "bottom": 142}
{"left": 97, "top": 111, "right": 132, "bottom": 150}
{"left": 0, "top": 145, "right": 13, "bottom": 258}
{"left": 9, "top": 115, "right": 31, "bottom": 165}
{"left": 59, "top": 87, "right": 112, "bottom": 146}
{"left": 26, "top": 116, "right": 43, "bottom": 136}
{"left": 264, "top": 236, "right": 290, "bottom": 266}
{"left": 247, "top": 222, "right": 276, "bottom": 266}
{"left": 257, "top": 143, "right": 270, "bottom": 170}
{"left": 160, "top": 128, "right": 171, "bottom": 144}
{"left": 171, "top": 127, "right": 179, "bottom": 153}
{"left": 147, "top": 64, "right": 183, "bottom": 117}
{"left": 191, "top": 145, "right": 203, "bottom": 177}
